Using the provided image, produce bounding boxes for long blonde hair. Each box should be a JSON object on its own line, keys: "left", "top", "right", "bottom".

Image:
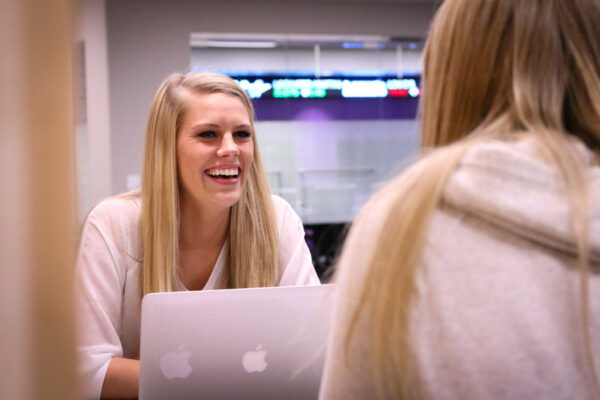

{"left": 345, "top": 0, "right": 600, "bottom": 398}
{"left": 140, "top": 72, "right": 278, "bottom": 297}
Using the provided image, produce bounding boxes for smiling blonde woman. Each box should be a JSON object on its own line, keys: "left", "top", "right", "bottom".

{"left": 76, "top": 72, "right": 320, "bottom": 399}
{"left": 319, "top": 0, "right": 600, "bottom": 399}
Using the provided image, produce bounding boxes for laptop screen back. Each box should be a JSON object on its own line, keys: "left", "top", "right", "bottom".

{"left": 139, "top": 284, "right": 333, "bottom": 400}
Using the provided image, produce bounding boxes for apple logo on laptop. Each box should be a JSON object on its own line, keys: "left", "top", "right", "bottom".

{"left": 242, "top": 345, "right": 268, "bottom": 373}
{"left": 160, "top": 344, "right": 193, "bottom": 379}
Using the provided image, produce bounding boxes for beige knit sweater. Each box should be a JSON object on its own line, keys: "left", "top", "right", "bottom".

{"left": 319, "top": 138, "right": 600, "bottom": 399}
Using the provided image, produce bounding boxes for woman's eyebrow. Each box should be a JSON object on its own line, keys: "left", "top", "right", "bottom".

{"left": 189, "top": 122, "right": 219, "bottom": 130}
{"left": 188, "top": 123, "right": 251, "bottom": 131}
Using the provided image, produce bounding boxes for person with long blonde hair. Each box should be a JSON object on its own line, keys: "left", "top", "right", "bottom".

{"left": 319, "top": 0, "right": 600, "bottom": 399}
{"left": 76, "top": 72, "right": 319, "bottom": 399}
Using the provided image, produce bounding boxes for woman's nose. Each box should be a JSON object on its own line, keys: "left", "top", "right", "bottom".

{"left": 217, "top": 133, "right": 239, "bottom": 157}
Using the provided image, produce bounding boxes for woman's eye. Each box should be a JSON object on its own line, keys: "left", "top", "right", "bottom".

{"left": 197, "top": 131, "right": 217, "bottom": 138}
{"left": 234, "top": 130, "right": 251, "bottom": 138}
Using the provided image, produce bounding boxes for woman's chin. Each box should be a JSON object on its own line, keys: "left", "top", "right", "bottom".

{"left": 211, "top": 191, "right": 243, "bottom": 210}
{"left": 180, "top": 186, "right": 245, "bottom": 213}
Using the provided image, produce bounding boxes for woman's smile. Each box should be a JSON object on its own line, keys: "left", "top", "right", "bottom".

{"left": 204, "top": 164, "right": 241, "bottom": 185}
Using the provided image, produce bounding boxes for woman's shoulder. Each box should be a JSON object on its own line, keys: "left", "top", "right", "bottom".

{"left": 269, "top": 193, "right": 292, "bottom": 211}
{"left": 78, "top": 192, "right": 141, "bottom": 279}
{"left": 84, "top": 189, "right": 142, "bottom": 230}
{"left": 268, "top": 194, "right": 307, "bottom": 241}
{"left": 269, "top": 194, "right": 301, "bottom": 224}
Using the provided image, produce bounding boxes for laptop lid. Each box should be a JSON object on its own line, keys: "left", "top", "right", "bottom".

{"left": 139, "top": 284, "right": 333, "bottom": 400}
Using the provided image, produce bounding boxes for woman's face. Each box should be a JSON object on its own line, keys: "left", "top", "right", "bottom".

{"left": 176, "top": 91, "right": 254, "bottom": 213}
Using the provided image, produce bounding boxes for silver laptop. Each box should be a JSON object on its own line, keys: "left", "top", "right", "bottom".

{"left": 139, "top": 284, "right": 333, "bottom": 400}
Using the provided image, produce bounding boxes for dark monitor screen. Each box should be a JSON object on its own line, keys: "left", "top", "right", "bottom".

{"left": 230, "top": 75, "right": 421, "bottom": 121}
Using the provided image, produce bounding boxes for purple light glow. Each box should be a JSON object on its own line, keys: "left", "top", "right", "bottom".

{"left": 293, "top": 107, "right": 333, "bottom": 121}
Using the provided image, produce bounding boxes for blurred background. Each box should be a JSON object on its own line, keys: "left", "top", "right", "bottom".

{"left": 76, "top": 0, "right": 436, "bottom": 277}
{"left": 1, "top": 0, "right": 436, "bottom": 398}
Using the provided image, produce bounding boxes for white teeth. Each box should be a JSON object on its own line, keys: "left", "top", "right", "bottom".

{"left": 208, "top": 168, "right": 239, "bottom": 177}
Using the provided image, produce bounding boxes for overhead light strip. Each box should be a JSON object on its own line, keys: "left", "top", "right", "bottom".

{"left": 205, "top": 40, "right": 278, "bottom": 48}
{"left": 189, "top": 32, "right": 401, "bottom": 49}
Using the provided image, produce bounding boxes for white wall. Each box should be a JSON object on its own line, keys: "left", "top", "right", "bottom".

{"left": 77, "top": 0, "right": 112, "bottom": 222}
{"left": 103, "top": 0, "right": 436, "bottom": 197}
